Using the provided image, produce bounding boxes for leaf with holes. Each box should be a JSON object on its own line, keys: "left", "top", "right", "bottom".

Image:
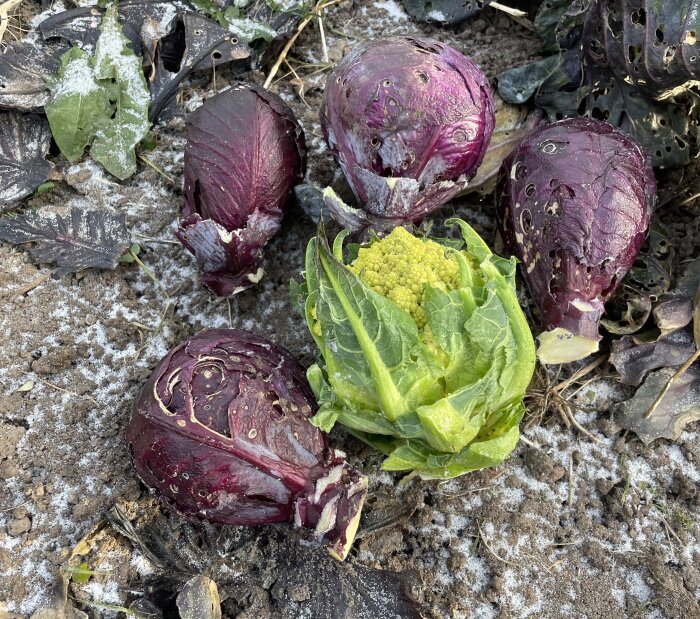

{"left": 0, "top": 207, "right": 131, "bottom": 277}
{"left": 582, "top": 0, "right": 700, "bottom": 99}
{"left": 496, "top": 117, "right": 657, "bottom": 364}
{"left": 44, "top": 7, "right": 151, "bottom": 178}
{"left": 0, "top": 112, "right": 53, "bottom": 213}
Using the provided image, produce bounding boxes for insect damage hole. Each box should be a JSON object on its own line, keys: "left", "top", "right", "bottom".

{"left": 520, "top": 209, "right": 532, "bottom": 233}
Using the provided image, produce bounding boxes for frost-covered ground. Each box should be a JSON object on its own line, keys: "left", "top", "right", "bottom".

{"left": 1, "top": 1, "right": 699, "bottom": 617}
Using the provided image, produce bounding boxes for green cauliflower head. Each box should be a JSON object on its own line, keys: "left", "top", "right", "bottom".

{"left": 295, "top": 220, "right": 536, "bottom": 479}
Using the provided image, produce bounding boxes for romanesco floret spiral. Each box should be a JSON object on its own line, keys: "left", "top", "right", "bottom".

{"left": 349, "top": 227, "right": 460, "bottom": 328}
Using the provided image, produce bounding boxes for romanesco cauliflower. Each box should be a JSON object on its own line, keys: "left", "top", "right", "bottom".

{"left": 348, "top": 227, "right": 460, "bottom": 329}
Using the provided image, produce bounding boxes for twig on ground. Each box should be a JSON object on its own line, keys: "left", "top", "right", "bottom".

{"left": 37, "top": 378, "right": 99, "bottom": 406}
{"left": 489, "top": 1, "right": 534, "bottom": 31}
{"left": 646, "top": 348, "right": 700, "bottom": 418}
{"left": 10, "top": 273, "right": 50, "bottom": 300}
{"left": 318, "top": 14, "right": 329, "bottom": 63}
{"left": 477, "top": 521, "right": 523, "bottom": 567}
{"left": 568, "top": 453, "right": 575, "bottom": 507}
{"left": 138, "top": 155, "right": 176, "bottom": 184}
{"left": 264, "top": 0, "right": 342, "bottom": 89}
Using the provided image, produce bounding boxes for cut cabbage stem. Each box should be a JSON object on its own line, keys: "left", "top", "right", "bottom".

{"left": 537, "top": 328, "right": 600, "bottom": 365}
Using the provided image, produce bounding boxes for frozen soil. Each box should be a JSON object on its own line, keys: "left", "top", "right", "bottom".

{"left": 1, "top": 1, "right": 700, "bottom": 618}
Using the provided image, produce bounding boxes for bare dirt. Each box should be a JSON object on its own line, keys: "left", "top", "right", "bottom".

{"left": 1, "top": 1, "right": 699, "bottom": 618}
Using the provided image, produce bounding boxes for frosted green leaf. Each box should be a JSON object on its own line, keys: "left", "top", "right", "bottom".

{"left": 44, "top": 5, "right": 150, "bottom": 180}
{"left": 45, "top": 47, "right": 112, "bottom": 162}
{"left": 90, "top": 7, "right": 151, "bottom": 180}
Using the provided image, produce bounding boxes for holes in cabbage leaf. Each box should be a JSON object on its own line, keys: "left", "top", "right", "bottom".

{"left": 525, "top": 183, "right": 536, "bottom": 197}
{"left": 627, "top": 46, "right": 640, "bottom": 64}
{"left": 656, "top": 26, "right": 665, "bottom": 44}
{"left": 520, "top": 209, "right": 532, "bottom": 233}
{"left": 545, "top": 201, "right": 560, "bottom": 216}
{"left": 416, "top": 71, "right": 429, "bottom": 83}
{"left": 631, "top": 8, "right": 646, "bottom": 26}
{"left": 514, "top": 161, "right": 528, "bottom": 181}
{"left": 609, "top": 17, "right": 623, "bottom": 38}
{"left": 549, "top": 274, "right": 561, "bottom": 298}
{"left": 371, "top": 136, "right": 380, "bottom": 147}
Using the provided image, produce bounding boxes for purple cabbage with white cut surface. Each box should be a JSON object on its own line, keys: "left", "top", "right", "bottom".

{"left": 496, "top": 117, "right": 656, "bottom": 364}
{"left": 176, "top": 84, "right": 306, "bottom": 296}
{"left": 320, "top": 36, "right": 495, "bottom": 231}
{"left": 126, "top": 329, "right": 367, "bottom": 560}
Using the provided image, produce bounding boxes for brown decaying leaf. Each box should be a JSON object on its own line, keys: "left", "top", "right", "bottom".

{"left": 615, "top": 366, "right": 700, "bottom": 444}
{"left": 176, "top": 575, "right": 222, "bottom": 619}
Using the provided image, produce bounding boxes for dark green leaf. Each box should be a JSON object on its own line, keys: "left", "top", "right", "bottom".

{"left": 534, "top": 0, "right": 574, "bottom": 52}
{"left": 497, "top": 55, "right": 560, "bottom": 105}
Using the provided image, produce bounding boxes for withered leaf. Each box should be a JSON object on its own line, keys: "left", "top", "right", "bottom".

{"left": 0, "top": 207, "right": 131, "bottom": 277}
{"left": 601, "top": 285, "right": 652, "bottom": 336}
{"left": 466, "top": 106, "right": 543, "bottom": 197}
{"left": 610, "top": 329, "right": 696, "bottom": 386}
{"left": 0, "top": 41, "right": 67, "bottom": 111}
{"left": 615, "top": 366, "right": 700, "bottom": 444}
{"left": 149, "top": 11, "right": 250, "bottom": 121}
{"left": 272, "top": 544, "right": 422, "bottom": 619}
{"left": 0, "top": 112, "right": 52, "bottom": 213}
{"left": 39, "top": 1, "right": 192, "bottom": 58}
{"left": 176, "top": 575, "right": 222, "bottom": 619}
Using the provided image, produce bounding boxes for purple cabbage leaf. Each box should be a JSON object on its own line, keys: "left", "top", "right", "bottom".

{"left": 176, "top": 84, "right": 306, "bottom": 296}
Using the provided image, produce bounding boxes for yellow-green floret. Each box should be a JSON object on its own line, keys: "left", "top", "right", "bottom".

{"left": 349, "top": 227, "right": 461, "bottom": 329}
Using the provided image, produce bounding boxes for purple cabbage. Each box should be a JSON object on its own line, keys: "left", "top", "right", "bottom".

{"left": 320, "top": 37, "right": 495, "bottom": 231}
{"left": 496, "top": 117, "right": 656, "bottom": 364}
{"left": 126, "top": 329, "right": 367, "bottom": 560}
{"left": 176, "top": 84, "right": 306, "bottom": 296}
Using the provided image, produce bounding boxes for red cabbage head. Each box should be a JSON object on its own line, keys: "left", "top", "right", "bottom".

{"left": 126, "top": 329, "right": 366, "bottom": 560}
{"left": 177, "top": 84, "right": 306, "bottom": 296}
{"left": 320, "top": 37, "right": 495, "bottom": 231}
{"left": 496, "top": 117, "right": 656, "bottom": 364}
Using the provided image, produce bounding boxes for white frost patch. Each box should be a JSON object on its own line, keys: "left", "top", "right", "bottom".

{"left": 626, "top": 570, "right": 653, "bottom": 602}
{"left": 374, "top": 0, "right": 408, "bottom": 20}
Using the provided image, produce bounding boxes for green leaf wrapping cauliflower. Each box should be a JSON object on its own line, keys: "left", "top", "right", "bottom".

{"left": 295, "top": 219, "right": 536, "bottom": 479}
